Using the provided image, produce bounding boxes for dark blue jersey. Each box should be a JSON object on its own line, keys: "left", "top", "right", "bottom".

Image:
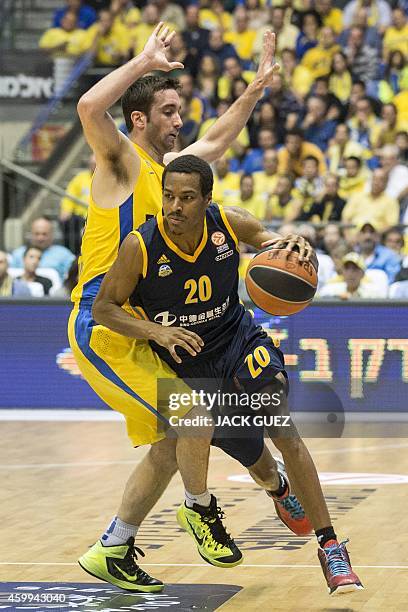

{"left": 130, "top": 203, "right": 246, "bottom": 366}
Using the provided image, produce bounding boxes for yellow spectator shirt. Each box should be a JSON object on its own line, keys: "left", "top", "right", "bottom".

{"left": 383, "top": 25, "right": 408, "bottom": 57}
{"left": 224, "top": 30, "right": 257, "bottom": 61}
{"left": 212, "top": 172, "right": 241, "bottom": 206}
{"left": 278, "top": 142, "right": 327, "bottom": 177}
{"left": 39, "top": 28, "right": 84, "bottom": 57}
{"left": 301, "top": 44, "right": 340, "bottom": 79}
{"left": 60, "top": 170, "right": 92, "bottom": 218}
{"left": 342, "top": 192, "right": 399, "bottom": 232}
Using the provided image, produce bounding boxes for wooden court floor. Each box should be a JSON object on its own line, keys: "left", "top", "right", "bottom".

{"left": 1, "top": 419, "right": 408, "bottom": 611}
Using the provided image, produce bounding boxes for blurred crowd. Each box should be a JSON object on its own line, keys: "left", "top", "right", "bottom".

{"left": 3, "top": 0, "right": 408, "bottom": 300}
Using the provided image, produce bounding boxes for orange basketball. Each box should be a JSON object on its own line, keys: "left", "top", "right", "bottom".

{"left": 245, "top": 248, "right": 318, "bottom": 316}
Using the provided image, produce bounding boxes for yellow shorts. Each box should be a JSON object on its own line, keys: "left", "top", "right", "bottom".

{"left": 68, "top": 303, "right": 190, "bottom": 446}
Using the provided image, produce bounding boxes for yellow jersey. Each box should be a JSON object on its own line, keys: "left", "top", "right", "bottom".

{"left": 72, "top": 143, "right": 163, "bottom": 303}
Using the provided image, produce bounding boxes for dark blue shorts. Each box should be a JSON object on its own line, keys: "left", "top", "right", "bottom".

{"left": 173, "top": 311, "right": 288, "bottom": 467}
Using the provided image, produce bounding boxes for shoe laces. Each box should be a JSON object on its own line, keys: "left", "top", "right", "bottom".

{"left": 123, "top": 540, "right": 145, "bottom": 575}
{"left": 279, "top": 494, "right": 305, "bottom": 520}
{"left": 202, "top": 506, "right": 232, "bottom": 550}
{"left": 324, "top": 539, "right": 351, "bottom": 577}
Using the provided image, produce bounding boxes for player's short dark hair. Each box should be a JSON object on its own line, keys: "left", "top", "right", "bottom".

{"left": 162, "top": 155, "right": 213, "bottom": 197}
{"left": 121, "top": 75, "right": 181, "bottom": 133}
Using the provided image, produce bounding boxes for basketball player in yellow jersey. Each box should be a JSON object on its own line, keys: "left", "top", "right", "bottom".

{"left": 68, "top": 25, "right": 285, "bottom": 590}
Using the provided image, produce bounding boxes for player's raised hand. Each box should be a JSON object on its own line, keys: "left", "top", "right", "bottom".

{"left": 142, "top": 22, "right": 184, "bottom": 72}
{"left": 255, "top": 30, "right": 280, "bottom": 89}
{"left": 261, "top": 234, "right": 314, "bottom": 263}
{"left": 154, "top": 326, "right": 204, "bottom": 364}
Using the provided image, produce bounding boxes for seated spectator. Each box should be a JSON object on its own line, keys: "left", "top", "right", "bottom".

{"left": 338, "top": 6, "right": 382, "bottom": 50}
{"left": 231, "top": 174, "right": 267, "bottom": 220}
{"left": 253, "top": 150, "right": 280, "bottom": 202}
{"left": 39, "top": 11, "right": 84, "bottom": 57}
{"left": 315, "top": 0, "right": 343, "bottom": 34}
{"left": 355, "top": 221, "right": 401, "bottom": 282}
{"left": 304, "top": 174, "right": 346, "bottom": 223}
{"left": 242, "top": 128, "right": 277, "bottom": 174}
{"left": 343, "top": 0, "right": 391, "bottom": 32}
{"left": 295, "top": 10, "right": 322, "bottom": 60}
{"left": 179, "top": 73, "right": 205, "bottom": 125}
{"left": 11, "top": 217, "right": 75, "bottom": 281}
{"left": 53, "top": 0, "right": 97, "bottom": 29}
{"left": 383, "top": 226, "right": 405, "bottom": 259}
{"left": 338, "top": 156, "right": 371, "bottom": 199}
{"left": 51, "top": 258, "right": 79, "bottom": 298}
{"left": 212, "top": 157, "right": 240, "bottom": 206}
{"left": 266, "top": 174, "right": 300, "bottom": 223}
{"left": 329, "top": 52, "right": 352, "bottom": 105}
{"left": 249, "top": 101, "right": 281, "bottom": 147}
{"left": 347, "top": 96, "right": 379, "bottom": 149}
{"left": 277, "top": 128, "right": 327, "bottom": 177}
{"left": 396, "top": 131, "right": 408, "bottom": 164}
{"left": 178, "top": 94, "right": 199, "bottom": 147}
{"left": 286, "top": 156, "right": 324, "bottom": 221}
{"left": 301, "top": 26, "right": 340, "bottom": 80}
{"left": 295, "top": 223, "right": 336, "bottom": 289}
{"left": 206, "top": 28, "right": 238, "bottom": 67}
{"left": 344, "top": 26, "right": 380, "bottom": 83}
{"left": 0, "top": 251, "right": 31, "bottom": 297}
{"left": 300, "top": 95, "right": 337, "bottom": 151}
{"left": 312, "top": 76, "right": 344, "bottom": 122}
{"left": 321, "top": 223, "right": 346, "bottom": 255}
{"left": 182, "top": 4, "right": 210, "bottom": 62}
{"left": 154, "top": 0, "right": 185, "bottom": 31}
{"left": 379, "top": 144, "right": 408, "bottom": 203}
{"left": 342, "top": 169, "right": 400, "bottom": 237}
{"left": 217, "top": 56, "right": 255, "bottom": 101}
{"left": 372, "top": 105, "right": 408, "bottom": 151}
{"left": 110, "top": 0, "right": 140, "bottom": 28}
{"left": 280, "top": 47, "right": 314, "bottom": 100}
{"left": 246, "top": 0, "right": 269, "bottom": 30}
{"left": 318, "top": 252, "right": 385, "bottom": 298}
{"left": 129, "top": 4, "right": 160, "bottom": 56}
{"left": 383, "top": 8, "right": 408, "bottom": 60}
{"left": 199, "top": 1, "right": 233, "bottom": 32}
{"left": 266, "top": 73, "right": 304, "bottom": 130}
{"left": 224, "top": 6, "right": 256, "bottom": 62}
{"left": 378, "top": 51, "right": 408, "bottom": 103}
{"left": 196, "top": 54, "right": 220, "bottom": 103}
{"left": 389, "top": 257, "right": 408, "bottom": 297}
{"left": 254, "top": 6, "right": 299, "bottom": 59}
{"left": 327, "top": 124, "right": 365, "bottom": 173}
{"left": 60, "top": 154, "right": 95, "bottom": 254}
{"left": 164, "top": 32, "right": 197, "bottom": 77}
{"left": 78, "top": 9, "right": 130, "bottom": 66}
{"left": 17, "top": 246, "right": 53, "bottom": 297}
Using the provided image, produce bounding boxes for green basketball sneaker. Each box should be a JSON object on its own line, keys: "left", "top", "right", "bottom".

{"left": 177, "top": 494, "right": 243, "bottom": 568}
{"left": 78, "top": 537, "right": 163, "bottom": 592}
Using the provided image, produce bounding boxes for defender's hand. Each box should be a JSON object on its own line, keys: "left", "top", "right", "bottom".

{"left": 255, "top": 30, "right": 280, "bottom": 90}
{"left": 154, "top": 326, "right": 204, "bottom": 364}
{"left": 261, "top": 234, "right": 314, "bottom": 263}
{"left": 141, "top": 22, "right": 184, "bottom": 72}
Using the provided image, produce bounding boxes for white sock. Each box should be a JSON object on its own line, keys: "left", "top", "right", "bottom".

{"left": 101, "top": 516, "right": 139, "bottom": 547}
{"left": 185, "top": 489, "right": 211, "bottom": 508}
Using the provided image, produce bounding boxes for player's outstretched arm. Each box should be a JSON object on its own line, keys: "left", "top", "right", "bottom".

{"left": 93, "top": 233, "right": 203, "bottom": 362}
{"left": 77, "top": 24, "right": 183, "bottom": 167}
{"left": 224, "top": 206, "right": 314, "bottom": 262}
{"left": 164, "top": 30, "right": 280, "bottom": 165}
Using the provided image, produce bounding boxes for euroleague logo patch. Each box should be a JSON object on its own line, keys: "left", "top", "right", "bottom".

{"left": 211, "top": 231, "right": 225, "bottom": 246}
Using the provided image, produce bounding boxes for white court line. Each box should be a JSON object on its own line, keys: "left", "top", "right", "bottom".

{"left": 0, "top": 562, "right": 407, "bottom": 570}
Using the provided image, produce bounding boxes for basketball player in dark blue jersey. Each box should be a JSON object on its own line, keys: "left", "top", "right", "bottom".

{"left": 93, "top": 156, "right": 363, "bottom": 596}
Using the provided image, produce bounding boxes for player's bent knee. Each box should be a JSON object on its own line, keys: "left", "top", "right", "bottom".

{"left": 149, "top": 437, "right": 178, "bottom": 473}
